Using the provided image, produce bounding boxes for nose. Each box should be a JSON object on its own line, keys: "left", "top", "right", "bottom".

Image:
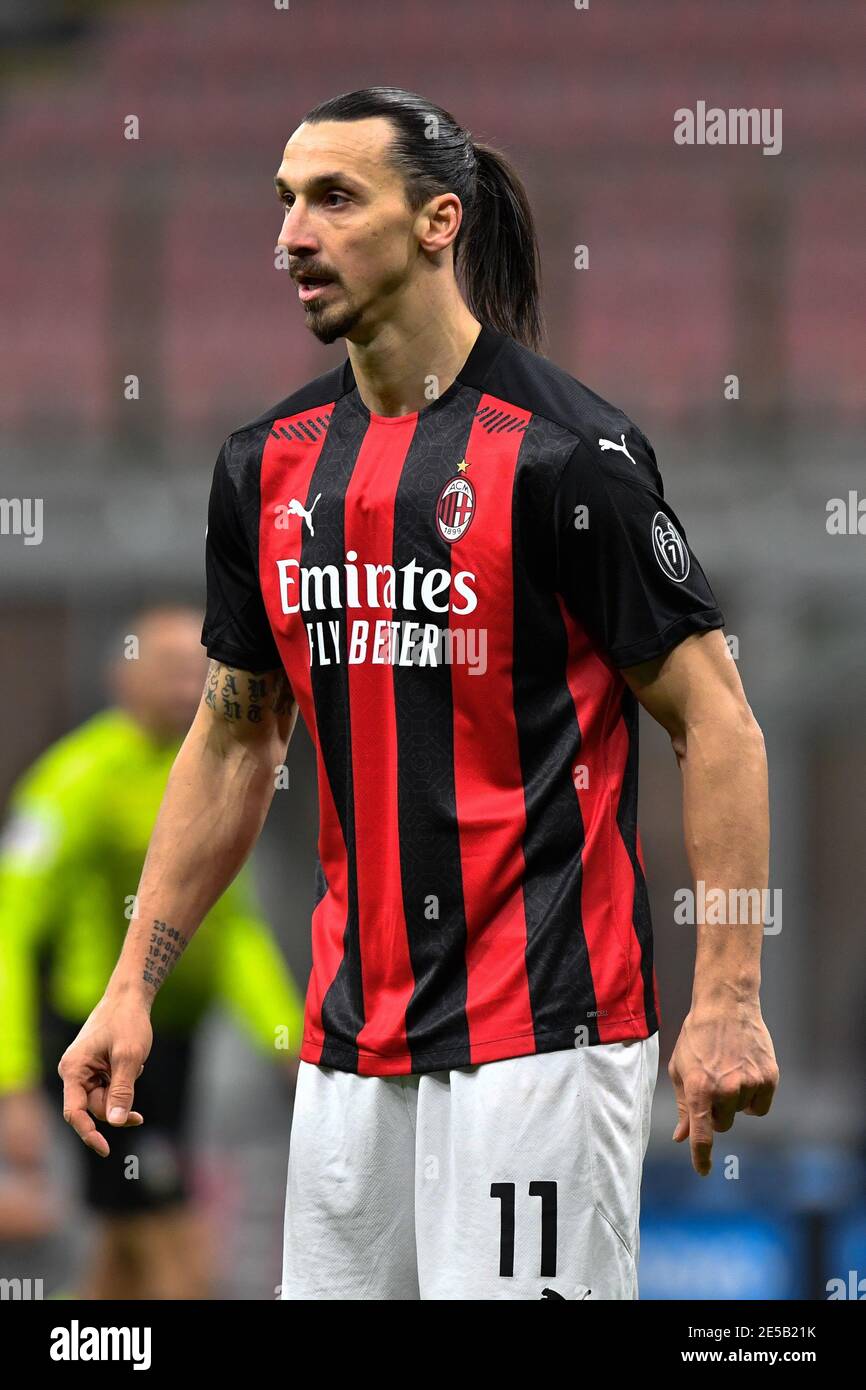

{"left": 276, "top": 202, "right": 319, "bottom": 258}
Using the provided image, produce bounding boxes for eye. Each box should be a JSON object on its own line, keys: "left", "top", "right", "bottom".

{"left": 277, "top": 189, "right": 349, "bottom": 215}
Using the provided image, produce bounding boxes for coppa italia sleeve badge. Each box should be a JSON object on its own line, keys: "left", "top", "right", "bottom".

{"left": 651, "top": 511, "right": 690, "bottom": 582}
{"left": 436, "top": 460, "right": 475, "bottom": 542}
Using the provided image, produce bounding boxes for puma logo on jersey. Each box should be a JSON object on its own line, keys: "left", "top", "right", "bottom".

{"left": 288, "top": 493, "right": 321, "bottom": 536}
{"left": 598, "top": 433, "right": 636, "bottom": 466}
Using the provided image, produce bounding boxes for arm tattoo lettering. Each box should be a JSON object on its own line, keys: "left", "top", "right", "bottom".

{"left": 142, "top": 919, "right": 187, "bottom": 992}
{"left": 203, "top": 660, "right": 292, "bottom": 722}
{"left": 219, "top": 669, "right": 241, "bottom": 720}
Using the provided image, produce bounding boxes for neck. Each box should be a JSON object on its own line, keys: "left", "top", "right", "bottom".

{"left": 346, "top": 282, "right": 482, "bottom": 418}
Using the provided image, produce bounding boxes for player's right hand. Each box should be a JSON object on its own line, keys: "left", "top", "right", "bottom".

{"left": 58, "top": 993, "right": 152, "bottom": 1157}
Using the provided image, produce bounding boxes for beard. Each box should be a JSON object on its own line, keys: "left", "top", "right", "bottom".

{"left": 302, "top": 287, "right": 364, "bottom": 345}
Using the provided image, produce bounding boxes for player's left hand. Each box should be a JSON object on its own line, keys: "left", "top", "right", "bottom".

{"left": 668, "top": 1004, "right": 779, "bottom": 1176}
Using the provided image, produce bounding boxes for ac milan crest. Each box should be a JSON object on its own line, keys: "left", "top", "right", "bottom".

{"left": 436, "top": 475, "right": 475, "bottom": 543}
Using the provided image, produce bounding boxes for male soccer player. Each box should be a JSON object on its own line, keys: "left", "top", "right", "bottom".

{"left": 58, "top": 89, "right": 778, "bottom": 1300}
{"left": 0, "top": 604, "right": 304, "bottom": 1298}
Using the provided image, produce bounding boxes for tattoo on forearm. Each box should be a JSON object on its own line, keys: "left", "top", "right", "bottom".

{"left": 203, "top": 660, "right": 292, "bottom": 722}
{"left": 142, "top": 919, "right": 187, "bottom": 991}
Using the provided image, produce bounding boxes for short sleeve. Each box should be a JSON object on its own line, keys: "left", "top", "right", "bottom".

{"left": 551, "top": 430, "right": 725, "bottom": 667}
{"left": 201, "top": 441, "right": 283, "bottom": 671}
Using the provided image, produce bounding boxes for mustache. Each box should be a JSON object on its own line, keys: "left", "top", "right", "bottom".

{"left": 290, "top": 267, "right": 337, "bottom": 283}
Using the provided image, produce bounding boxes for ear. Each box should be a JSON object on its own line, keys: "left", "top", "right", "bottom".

{"left": 417, "top": 191, "right": 463, "bottom": 256}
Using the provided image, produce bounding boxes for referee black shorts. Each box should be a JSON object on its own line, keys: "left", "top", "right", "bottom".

{"left": 47, "top": 1010, "right": 195, "bottom": 1216}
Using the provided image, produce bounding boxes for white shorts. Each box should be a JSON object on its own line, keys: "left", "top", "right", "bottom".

{"left": 280, "top": 1034, "right": 659, "bottom": 1300}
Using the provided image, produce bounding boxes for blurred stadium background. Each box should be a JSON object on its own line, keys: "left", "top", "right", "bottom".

{"left": 1, "top": 0, "right": 864, "bottom": 1299}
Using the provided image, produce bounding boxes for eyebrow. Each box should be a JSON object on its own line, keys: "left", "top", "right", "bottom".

{"left": 273, "top": 171, "right": 363, "bottom": 195}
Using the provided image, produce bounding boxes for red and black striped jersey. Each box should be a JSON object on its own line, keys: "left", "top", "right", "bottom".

{"left": 202, "top": 322, "right": 724, "bottom": 1075}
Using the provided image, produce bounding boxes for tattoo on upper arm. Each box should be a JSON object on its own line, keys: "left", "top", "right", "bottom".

{"left": 203, "top": 660, "right": 292, "bottom": 722}
{"left": 142, "top": 919, "right": 187, "bottom": 992}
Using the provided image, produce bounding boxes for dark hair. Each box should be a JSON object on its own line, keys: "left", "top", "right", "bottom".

{"left": 301, "top": 87, "right": 544, "bottom": 351}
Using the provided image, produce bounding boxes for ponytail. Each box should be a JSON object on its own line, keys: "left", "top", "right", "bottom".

{"left": 456, "top": 142, "right": 544, "bottom": 352}
{"left": 303, "top": 88, "right": 545, "bottom": 351}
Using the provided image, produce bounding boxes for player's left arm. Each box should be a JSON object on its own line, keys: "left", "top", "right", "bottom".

{"left": 549, "top": 424, "right": 779, "bottom": 1177}
{"left": 621, "top": 628, "right": 779, "bottom": 1178}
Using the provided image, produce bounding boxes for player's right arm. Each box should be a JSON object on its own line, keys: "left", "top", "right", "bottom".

{"left": 59, "top": 660, "right": 297, "bottom": 1155}
{"left": 60, "top": 436, "right": 296, "bottom": 1155}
